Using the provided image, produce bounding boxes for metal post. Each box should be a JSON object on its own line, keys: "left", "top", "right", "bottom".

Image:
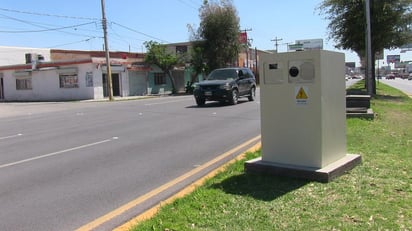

{"left": 101, "top": 0, "right": 113, "bottom": 100}
{"left": 365, "top": 0, "right": 373, "bottom": 95}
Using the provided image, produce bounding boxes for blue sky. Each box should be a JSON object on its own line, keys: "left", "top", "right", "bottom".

{"left": 0, "top": 0, "right": 410, "bottom": 66}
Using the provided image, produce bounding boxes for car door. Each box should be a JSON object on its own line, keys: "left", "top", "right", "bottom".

{"left": 236, "top": 69, "right": 247, "bottom": 95}
{"left": 240, "top": 68, "right": 254, "bottom": 95}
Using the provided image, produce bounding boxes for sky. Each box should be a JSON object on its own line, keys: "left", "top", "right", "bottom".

{"left": 0, "top": 0, "right": 410, "bottom": 66}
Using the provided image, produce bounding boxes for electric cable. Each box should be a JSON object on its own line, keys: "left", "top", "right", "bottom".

{"left": 111, "top": 21, "right": 169, "bottom": 43}
{"left": 0, "top": 7, "right": 99, "bottom": 21}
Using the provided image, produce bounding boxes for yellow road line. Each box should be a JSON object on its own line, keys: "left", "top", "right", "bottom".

{"left": 76, "top": 135, "right": 261, "bottom": 231}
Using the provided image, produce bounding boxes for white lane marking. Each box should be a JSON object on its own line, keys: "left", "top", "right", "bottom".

{"left": 144, "top": 98, "right": 192, "bottom": 106}
{"left": 0, "top": 137, "right": 116, "bottom": 169}
{"left": 0, "top": 133, "right": 23, "bottom": 140}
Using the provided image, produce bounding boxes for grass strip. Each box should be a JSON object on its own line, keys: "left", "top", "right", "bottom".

{"left": 130, "top": 82, "right": 412, "bottom": 231}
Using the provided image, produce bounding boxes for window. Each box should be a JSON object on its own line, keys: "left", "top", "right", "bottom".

{"left": 16, "top": 78, "right": 32, "bottom": 90}
{"left": 154, "top": 72, "right": 166, "bottom": 85}
{"left": 59, "top": 73, "right": 79, "bottom": 88}
{"left": 85, "top": 72, "right": 93, "bottom": 87}
{"left": 176, "top": 45, "right": 188, "bottom": 54}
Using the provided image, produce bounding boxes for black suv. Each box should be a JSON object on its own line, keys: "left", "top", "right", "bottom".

{"left": 193, "top": 67, "right": 256, "bottom": 106}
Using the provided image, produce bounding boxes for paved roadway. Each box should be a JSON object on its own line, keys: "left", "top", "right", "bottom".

{"left": 0, "top": 94, "right": 261, "bottom": 230}
{"left": 379, "top": 78, "right": 412, "bottom": 97}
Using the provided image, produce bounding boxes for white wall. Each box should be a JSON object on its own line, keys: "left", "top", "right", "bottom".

{"left": 2, "top": 63, "right": 104, "bottom": 101}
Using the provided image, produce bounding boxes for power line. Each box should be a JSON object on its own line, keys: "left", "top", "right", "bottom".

{"left": 175, "top": 0, "right": 198, "bottom": 10}
{"left": 49, "top": 37, "right": 97, "bottom": 48}
{"left": 0, "top": 7, "right": 98, "bottom": 21}
{"left": 0, "top": 13, "right": 100, "bottom": 36}
{"left": 111, "top": 21, "right": 169, "bottom": 43}
{"left": 0, "top": 21, "right": 97, "bottom": 33}
{"left": 0, "top": 7, "right": 174, "bottom": 50}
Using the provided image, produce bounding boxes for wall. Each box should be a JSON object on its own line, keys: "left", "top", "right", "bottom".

{"left": 2, "top": 63, "right": 102, "bottom": 101}
{"left": 129, "top": 71, "right": 147, "bottom": 96}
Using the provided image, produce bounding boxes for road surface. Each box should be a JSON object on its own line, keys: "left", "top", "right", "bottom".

{"left": 0, "top": 94, "right": 261, "bottom": 230}
{"left": 379, "top": 78, "right": 412, "bottom": 97}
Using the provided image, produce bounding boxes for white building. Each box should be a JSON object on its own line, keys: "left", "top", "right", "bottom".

{"left": 0, "top": 48, "right": 151, "bottom": 101}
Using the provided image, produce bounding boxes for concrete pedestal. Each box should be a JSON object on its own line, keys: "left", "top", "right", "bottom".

{"left": 245, "top": 154, "right": 361, "bottom": 183}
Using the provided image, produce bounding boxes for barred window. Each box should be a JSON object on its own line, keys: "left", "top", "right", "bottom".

{"left": 59, "top": 73, "right": 79, "bottom": 88}
{"left": 154, "top": 72, "right": 166, "bottom": 85}
{"left": 16, "top": 78, "right": 32, "bottom": 90}
{"left": 85, "top": 72, "right": 93, "bottom": 87}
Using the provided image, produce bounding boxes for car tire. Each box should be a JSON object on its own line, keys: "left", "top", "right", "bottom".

{"left": 196, "top": 98, "right": 206, "bottom": 106}
{"left": 248, "top": 87, "right": 256, "bottom": 101}
{"left": 229, "top": 89, "right": 239, "bottom": 105}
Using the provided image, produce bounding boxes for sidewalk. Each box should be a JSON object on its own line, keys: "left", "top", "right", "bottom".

{"left": 0, "top": 95, "right": 157, "bottom": 118}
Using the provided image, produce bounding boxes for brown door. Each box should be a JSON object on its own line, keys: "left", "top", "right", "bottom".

{"left": 0, "top": 77, "right": 4, "bottom": 100}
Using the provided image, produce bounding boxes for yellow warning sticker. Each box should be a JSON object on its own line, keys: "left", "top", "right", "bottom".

{"left": 296, "top": 87, "right": 308, "bottom": 99}
{"left": 295, "top": 86, "right": 309, "bottom": 105}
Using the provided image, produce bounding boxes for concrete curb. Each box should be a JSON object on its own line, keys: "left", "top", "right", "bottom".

{"left": 113, "top": 140, "right": 262, "bottom": 231}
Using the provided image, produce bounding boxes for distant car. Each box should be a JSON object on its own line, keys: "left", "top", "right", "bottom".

{"left": 193, "top": 67, "right": 256, "bottom": 106}
{"left": 408, "top": 73, "right": 412, "bottom": 80}
{"left": 386, "top": 74, "right": 395, "bottom": 80}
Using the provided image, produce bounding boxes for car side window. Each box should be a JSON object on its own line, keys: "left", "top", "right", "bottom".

{"left": 247, "top": 69, "right": 255, "bottom": 79}
{"left": 242, "top": 69, "right": 251, "bottom": 78}
{"left": 239, "top": 69, "right": 246, "bottom": 79}
{"left": 238, "top": 70, "right": 244, "bottom": 78}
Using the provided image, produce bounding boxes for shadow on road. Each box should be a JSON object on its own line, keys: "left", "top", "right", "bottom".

{"left": 185, "top": 100, "right": 249, "bottom": 109}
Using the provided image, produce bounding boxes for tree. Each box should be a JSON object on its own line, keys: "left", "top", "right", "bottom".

{"left": 190, "top": 0, "right": 241, "bottom": 73}
{"left": 319, "top": 0, "right": 412, "bottom": 94}
{"left": 144, "top": 41, "right": 181, "bottom": 94}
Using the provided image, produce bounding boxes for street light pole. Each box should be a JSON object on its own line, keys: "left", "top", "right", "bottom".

{"left": 365, "top": 0, "right": 373, "bottom": 95}
{"left": 101, "top": 0, "right": 113, "bottom": 101}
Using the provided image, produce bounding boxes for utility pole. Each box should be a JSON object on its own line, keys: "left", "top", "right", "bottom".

{"left": 271, "top": 37, "right": 283, "bottom": 52}
{"left": 241, "top": 28, "right": 252, "bottom": 67}
{"left": 247, "top": 38, "right": 253, "bottom": 68}
{"left": 101, "top": 0, "right": 113, "bottom": 101}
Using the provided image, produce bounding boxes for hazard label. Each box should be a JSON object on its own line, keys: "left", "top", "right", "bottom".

{"left": 295, "top": 86, "right": 309, "bottom": 105}
{"left": 296, "top": 87, "right": 308, "bottom": 99}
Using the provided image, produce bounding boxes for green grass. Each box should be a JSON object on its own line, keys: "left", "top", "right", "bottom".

{"left": 131, "top": 82, "right": 412, "bottom": 231}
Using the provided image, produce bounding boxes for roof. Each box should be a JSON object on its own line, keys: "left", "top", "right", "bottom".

{"left": 51, "top": 49, "right": 145, "bottom": 59}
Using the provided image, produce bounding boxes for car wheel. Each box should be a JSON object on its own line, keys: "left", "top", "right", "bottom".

{"left": 248, "top": 87, "right": 256, "bottom": 101}
{"left": 229, "top": 89, "right": 239, "bottom": 105}
{"left": 196, "top": 98, "right": 206, "bottom": 106}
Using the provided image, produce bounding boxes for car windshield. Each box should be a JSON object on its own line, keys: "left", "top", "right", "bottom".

{"left": 207, "top": 69, "right": 238, "bottom": 80}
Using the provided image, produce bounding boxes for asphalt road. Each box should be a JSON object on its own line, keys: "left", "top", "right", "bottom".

{"left": 379, "top": 78, "right": 412, "bottom": 97}
{"left": 0, "top": 94, "right": 261, "bottom": 230}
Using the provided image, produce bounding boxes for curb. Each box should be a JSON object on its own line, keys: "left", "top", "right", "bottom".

{"left": 113, "top": 140, "right": 262, "bottom": 231}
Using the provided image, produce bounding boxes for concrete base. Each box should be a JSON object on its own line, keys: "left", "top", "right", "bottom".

{"left": 346, "top": 108, "right": 375, "bottom": 119}
{"left": 346, "top": 95, "right": 371, "bottom": 108}
{"left": 244, "top": 154, "right": 362, "bottom": 183}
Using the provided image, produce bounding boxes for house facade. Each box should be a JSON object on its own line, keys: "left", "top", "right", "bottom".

{"left": 0, "top": 44, "right": 264, "bottom": 101}
{"left": 0, "top": 51, "right": 151, "bottom": 101}
{"left": 0, "top": 48, "right": 186, "bottom": 101}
